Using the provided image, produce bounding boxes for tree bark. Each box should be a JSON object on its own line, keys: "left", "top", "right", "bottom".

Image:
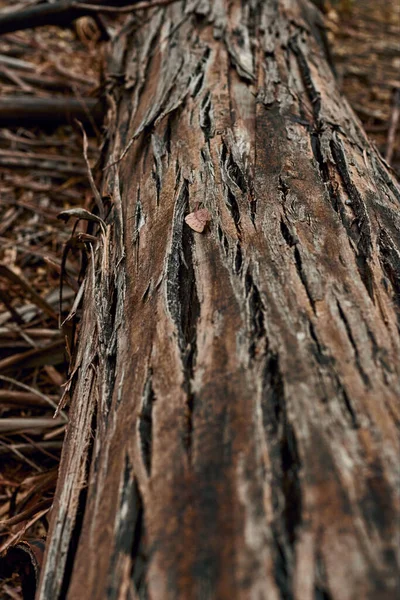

{"left": 38, "top": 1, "right": 400, "bottom": 599}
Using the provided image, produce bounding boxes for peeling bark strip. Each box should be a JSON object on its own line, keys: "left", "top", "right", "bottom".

{"left": 39, "top": 1, "right": 400, "bottom": 599}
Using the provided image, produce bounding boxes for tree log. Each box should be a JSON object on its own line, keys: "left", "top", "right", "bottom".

{"left": 0, "top": 96, "right": 102, "bottom": 128}
{"left": 0, "top": 0, "right": 138, "bottom": 35}
{"left": 38, "top": 1, "right": 400, "bottom": 599}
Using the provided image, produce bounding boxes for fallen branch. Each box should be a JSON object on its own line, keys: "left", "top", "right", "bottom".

{"left": 0, "top": 96, "right": 102, "bottom": 128}
{"left": 0, "top": 150, "right": 87, "bottom": 175}
{"left": 0, "top": 0, "right": 141, "bottom": 35}
{"left": 77, "top": 0, "right": 179, "bottom": 13}
{"left": 0, "top": 53, "right": 35, "bottom": 71}
{"left": 0, "top": 69, "right": 87, "bottom": 92}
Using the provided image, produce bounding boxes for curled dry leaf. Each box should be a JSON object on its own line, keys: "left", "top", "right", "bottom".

{"left": 0, "top": 539, "right": 46, "bottom": 600}
{"left": 184, "top": 208, "right": 211, "bottom": 233}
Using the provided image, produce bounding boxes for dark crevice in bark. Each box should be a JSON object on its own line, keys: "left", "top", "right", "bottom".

{"left": 336, "top": 300, "right": 370, "bottom": 387}
{"left": 234, "top": 241, "right": 243, "bottom": 275}
{"left": 133, "top": 191, "right": 143, "bottom": 244}
{"left": 340, "top": 385, "right": 359, "bottom": 429}
{"left": 261, "top": 354, "right": 302, "bottom": 600}
{"left": 261, "top": 355, "right": 284, "bottom": 437}
{"left": 293, "top": 246, "right": 316, "bottom": 314}
{"left": 130, "top": 481, "right": 148, "bottom": 600}
{"left": 311, "top": 131, "right": 375, "bottom": 303}
{"left": 372, "top": 155, "right": 400, "bottom": 205}
{"left": 355, "top": 253, "right": 375, "bottom": 304}
{"left": 289, "top": 36, "right": 321, "bottom": 121}
{"left": 59, "top": 485, "right": 89, "bottom": 599}
{"left": 165, "top": 178, "right": 188, "bottom": 349}
{"left": 180, "top": 204, "right": 200, "bottom": 459}
{"left": 310, "top": 133, "right": 340, "bottom": 213}
{"left": 138, "top": 371, "right": 155, "bottom": 476}
{"left": 141, "top": 282, "right": 151, "bottom": 304}
{"left": 280, "top": 422, "right": 302, "bottom": 547}
{"left": 226, "top": 188, "right": 242, "bottom": 235}
{"left": 107, "top": 460, "right": 146, "bottom": 599}
{"left": 192, "top": 46, "right": 211, "bottom": 99}
{"left": 299, "top": 2, "right": 336, "bottom": 76}
{"left": 166, "top": 178, "right": 200, "bottom": 458}
{"left": 249, "top": 186, "right": 257, "bottom": 226}
{"left": 308, "top": 320, "right": 332, "bottom": 366}
{"left": 137, "top": 128, "right": 152, "bottom": 172}
{"left": 330, "top": 137, "right": 374, "bottom": 302}
{"left": 143, "top": 54, "right": 188, "bottom": 138}
{"left": 245, "top": 267, "right": 266, "bottom": 360}
{"left": 359, "top": 458, "right": 397, "bottom": 540}
{"left": 366, "top": 327, "right": 389, "bottom": 373}
{"left": 315, "top": 586, "right": 333, "bottom": 600}
{"left": 152, "top": 157, "right": 161, "bottom": 206}
{"left": 278, "top": 175, "right": 290, "bottom": 203}
{"left": 105, "top": 348, "right": 117, "bottom": 413}
{"left": 280, "top": 217, "right": 297, "bottom": 248}
{"left": 183, "top": 392, "right": 195, "bottom": 458}
{"left": 199, "top": 91, "right": 214, "bottom": 141}
{"left": 248, "top": 0, "right": 262, "bottom": 44}
{"left": 272, "top": 530, "right": 293, "bottom": 600}
{"left": 293, "top": 31, "right": 372, "bottom": 312}
{"left": 164, "top": 115, "right": 172, "bottom": 159}
{"left": 378, "top": 229, "right": 400, "bottom": 314}
{"left": 278, "top": 176, "right": 301, "bottom": 253}
{"left": 192, "top": 71, "right": 205, "bottom": 99}
{"left": 224, "top": 143, "right": 248, "bottom": 194}
{"left": 217, "top": 224, "right": 230, "bottom": 257}
{"left": 291, "top": 35, "right": 375, "bottom": 302}
{"left": 221, "top": 138, "right": 248, "bottom": 236}
{"left": 314, "top": 551, "right": 333, "bottom": 600}
{"left": 308, "top": 320, "right": 359, "bottom": 427}
{"left": 130, "top": 16, "right": 162, "bottom": 97}
{"left": 99, "top": 280, "right": 119, "bottom": 414}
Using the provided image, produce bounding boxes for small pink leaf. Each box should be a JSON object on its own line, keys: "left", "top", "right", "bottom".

{"left": 185, "top": 208, "right": 211, "bottom": 233}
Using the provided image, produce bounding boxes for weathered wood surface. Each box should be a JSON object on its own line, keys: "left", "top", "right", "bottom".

{"left": 38, "top": 1, "right": 400, "bottom": 598}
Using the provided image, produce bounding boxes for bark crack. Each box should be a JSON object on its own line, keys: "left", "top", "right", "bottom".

{"left": 199, "top": 91, "right": 215, "bottom": 141}
{"left": 107, "top": 459, "right": 147, "bottom": 599}
{"left": 293, "top": 246, "right": 317, "bottom": 314}
{"left": 336, "top": 300, "right": 370, "bottom": 387}
{"left": 261, "top": 354, "right": 302, "bottom": 600}
{"left": 330, "top": 136, "right": 374, "bottom": 301}
{"left": 165, "top": 176, "right": 200, "bottom": 458}
{"left": 220, "top": 136, "right": 250, "bottom": 237}
{"left": 308, "top": 320, "right": 359, "bottom": 427}
{"left": 138, "top": 371, "right": 156, "bottom": 476}
{"left": 378, "top": 228, "right": 400, "bottom": 318}
{"left": 291, "top": 33, "right": 375, "bottom": 302}
{"left": 245, "top": 266, "right": 267, "bottom": 361}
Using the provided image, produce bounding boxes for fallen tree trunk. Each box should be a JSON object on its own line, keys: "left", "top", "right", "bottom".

{"left": 39, "top": 1, "right": 400, "bottom": 598}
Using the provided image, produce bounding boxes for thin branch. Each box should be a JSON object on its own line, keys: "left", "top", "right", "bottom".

{"left": 73, "top": 0, "right": 179, "bottom": 13}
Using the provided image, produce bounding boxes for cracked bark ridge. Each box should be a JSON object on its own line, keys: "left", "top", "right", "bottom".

{"left": 39, "top": 1, "right": 400, "bottom": 599}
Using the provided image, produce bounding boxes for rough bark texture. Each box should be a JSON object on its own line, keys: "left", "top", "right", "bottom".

{"left": 38, "top": 1, "right": 400, "bottom": 599}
